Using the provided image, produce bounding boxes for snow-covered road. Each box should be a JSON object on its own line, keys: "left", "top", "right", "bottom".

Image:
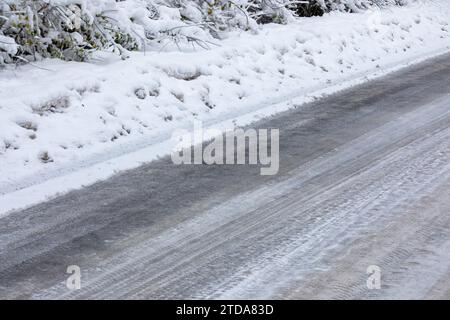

{"left": 1, "top": 53, "right": 450, "bottom": 299}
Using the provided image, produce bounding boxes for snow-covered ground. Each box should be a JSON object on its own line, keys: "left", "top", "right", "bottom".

{"left": 0, "top": 0, "right": 449, "bottom": 215}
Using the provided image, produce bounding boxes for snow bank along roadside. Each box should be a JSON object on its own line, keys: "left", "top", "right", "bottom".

{"left": 0, "top": 0, "right": 411, "bottom": 65}
{"left": 0, "top": 1, "right": 450, "bottom": 216}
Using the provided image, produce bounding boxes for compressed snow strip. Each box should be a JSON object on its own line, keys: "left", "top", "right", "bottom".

{"left": 0, "top": 0, "right": 450, "bottom": 216}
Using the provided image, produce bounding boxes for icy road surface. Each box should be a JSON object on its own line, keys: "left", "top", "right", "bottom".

{"left": 1, "top": 54, "right": 450, "bottom": 299}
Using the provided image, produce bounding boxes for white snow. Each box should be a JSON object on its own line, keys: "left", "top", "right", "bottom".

{"left": 0, "top": 0, "right": 449, "bottom": 216}
{"left": 0, "top": 35, "right": 18, "bottom": 55}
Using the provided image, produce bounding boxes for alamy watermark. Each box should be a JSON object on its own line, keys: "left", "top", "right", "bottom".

{"left": 171, "top": 121, "right": 279, "bottom": 176}
{"left": 366, "top": 265, "right": 381, "bottom": 290}
{"left": 66, "top": 265, "right": 81, "bottom": 290}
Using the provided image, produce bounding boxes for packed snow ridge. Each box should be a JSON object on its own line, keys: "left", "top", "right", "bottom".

{"left": 0, "top": 0, "right": 449, "bottom": 208}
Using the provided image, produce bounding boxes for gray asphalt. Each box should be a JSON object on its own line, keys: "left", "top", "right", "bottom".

{"left": 1, "top": 53, "right": 450, "bottom": 299}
